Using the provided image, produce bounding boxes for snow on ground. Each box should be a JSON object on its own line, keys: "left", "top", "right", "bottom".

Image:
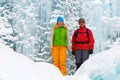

{"left": 0, "top": 42, "right": 62, "bottom": 80}
{"left": 74, "top": 45, "right": 120, "bottom": 80}
{"left": 1, "top": 41, "right": 120, "bottom": 80}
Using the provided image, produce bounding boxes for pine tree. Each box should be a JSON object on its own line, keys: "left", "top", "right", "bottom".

{"left": 0, "top": 0, "right": 16, "bottom": 49}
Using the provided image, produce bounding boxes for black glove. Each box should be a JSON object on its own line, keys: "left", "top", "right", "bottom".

{"left": 89, "top": 50, "right": 93, "bottom": 54}
{"left": 72, "top": 51, "right": 75, "bottom": 56}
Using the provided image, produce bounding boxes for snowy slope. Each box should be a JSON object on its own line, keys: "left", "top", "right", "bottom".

{"left": 0, "top": 42, "right": 62, "bottom": 80}
{"left": 74, "top": 45, "right": 120, "bottom": 80}
{"left": 1, "top": 41, "right": 120, "bottom": 80}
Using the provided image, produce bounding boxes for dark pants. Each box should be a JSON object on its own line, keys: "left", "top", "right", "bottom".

{"left": 75, "top": 50, "right": 89, "bottom": 69}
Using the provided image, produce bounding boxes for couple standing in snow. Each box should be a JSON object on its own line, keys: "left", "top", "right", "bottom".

{"left": 50, "top": 16, "right": 95, "bottom": 75}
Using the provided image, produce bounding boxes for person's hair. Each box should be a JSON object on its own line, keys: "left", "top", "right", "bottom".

{"left": 78, "top": 18, "right": 85, "bottom": 23}
{"left": 53, "top": 24, "right": 67, "bottom": 29}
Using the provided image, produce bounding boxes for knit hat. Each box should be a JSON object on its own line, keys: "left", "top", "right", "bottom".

{"left": 57, "top": 16, "right": 64, "bottom": 23}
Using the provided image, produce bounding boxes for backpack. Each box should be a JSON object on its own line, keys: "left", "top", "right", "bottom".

{"left": 74, "top": 28, "right": 89, "bottom": 44}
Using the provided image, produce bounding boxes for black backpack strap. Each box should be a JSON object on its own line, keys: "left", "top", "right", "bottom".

{"left": 86, "top": 28, "right": 90, "bottom": 42}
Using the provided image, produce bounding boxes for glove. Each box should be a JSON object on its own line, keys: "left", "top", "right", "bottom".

{"left": 72, "top": 51, "right": 75, "bottom": 56}
{"left": 89, "top": 50, "right": 93, "bottom": 54}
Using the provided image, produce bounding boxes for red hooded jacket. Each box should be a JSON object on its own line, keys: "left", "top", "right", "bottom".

{"left": 72, "top": 26, "right": 94, "bottom": 51}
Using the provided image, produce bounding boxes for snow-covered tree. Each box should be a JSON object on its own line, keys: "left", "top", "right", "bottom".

{"left": 30, "top": 0, "right": 52, "bottom": 62}
{"left": 102, "top": 17, "right": 120, "bottom": 49}
{"left": 0, "top": 0, "right": 16, "bottom": 49}
{"left": 12, "top": 1, "right": 40, "bottom": 58}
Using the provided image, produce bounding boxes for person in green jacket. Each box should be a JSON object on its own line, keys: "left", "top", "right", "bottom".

{"left": 50, "top": 16, "right": 70, "bottom": 75}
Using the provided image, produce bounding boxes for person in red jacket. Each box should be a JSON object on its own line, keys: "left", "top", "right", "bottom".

{"left": 72, "top": 18, "right": 94, "bottom": 70}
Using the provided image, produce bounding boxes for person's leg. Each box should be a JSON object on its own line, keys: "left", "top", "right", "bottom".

{"left": 59, "top": 46, "right": 67, "bottom": 75}
{"left": 52, "top": 46, "right": 60, "bottom": 69}
{"left": 75, "top": 50, "right": 82, "bottom": 70}
{"left": 81, "top": 50, "right": 89, "bottom": 63}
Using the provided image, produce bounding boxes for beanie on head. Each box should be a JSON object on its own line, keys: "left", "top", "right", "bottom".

{"left": 57, "top": 16, "right": 64, "bottom": 23}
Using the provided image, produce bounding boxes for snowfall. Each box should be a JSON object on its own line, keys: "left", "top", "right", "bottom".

{"left": 0, "top": 41, "right": 120, "bottom": 80}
